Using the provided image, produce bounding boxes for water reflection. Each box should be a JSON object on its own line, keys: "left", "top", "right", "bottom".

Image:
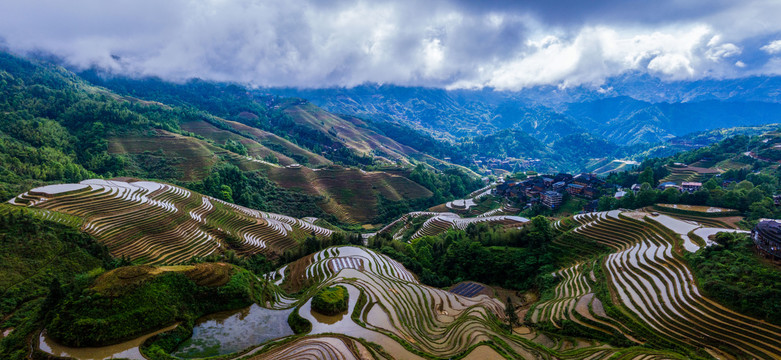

{"left": 310, "top": 307, "right": 347, "bottom": 324}
{"left": 39, "top": 324, "right": 177, "bottom": 360}
{"left": 174, "top": 304, "right": 293, "bottom": 358}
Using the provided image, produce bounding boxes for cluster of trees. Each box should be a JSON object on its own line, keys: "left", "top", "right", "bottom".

{"left": 46, "top": 266, "right": 265, "bottom": 348}
{"left": 687, "top": 232, "right": 781, "bottom": 325}
{"left": 601, "top": 135, "right": 781, "bottom": 224}
{"left": 409, "top": 164, "right": 483, "bottom": 203}
{"left": 372, "top": 164, "right": 483, "bottom": 224}
{"left": 598, "top": 176, "right": 779, "bottom": 222}
{"left": 184, "top": 164, "right": 330, "bottom": 220}
{"left": 278, "top": 232, "right": 364, "bottom": 266}
{"left": 0, "top": 208, "right": 128, "bottom": 359}
{"left": 367, "top": 217, "right": 559, "bottom": 291}
{"left": 311, "top": 285, "right": 349, "bottom": 315}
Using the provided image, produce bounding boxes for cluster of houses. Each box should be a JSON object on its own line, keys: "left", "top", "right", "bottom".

{"left": 654, "top": 181, "right": 703, "bottom": 192}
{"left": 493, "top": 173, "right": 606, "bottom": 210}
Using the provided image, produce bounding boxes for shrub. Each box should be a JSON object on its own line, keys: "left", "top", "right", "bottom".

{"left": 287, "top": 307, "right": 312, "bottom": 334}
{"left": 311, "top": 285, "right": 349, "bottom": 316}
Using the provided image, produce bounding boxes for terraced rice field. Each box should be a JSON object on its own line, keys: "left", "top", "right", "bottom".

{"left": 409, "top": 213, "right": 529, "bottom": 240}
{"left": 448, "top": 282, "right": 486, "bottom": 297}
{"left": 268, "top": 166, "right": 433, "bottom": 223}
{"left": 658, "top": 165, "right": 720, "bottom": 185}
{"left": 249, "top": 245, "right": 696, "bottom": 359}
{"left": 646, "top": 206, "right": 740, "bottom": 229}
{"left": 10, "top": 179, "right": 332, "bottom": 264}
{"left": 655, "top": 204, "right": 735, "bottom": 214}
{"left": 246, "top": 335, "right": 377, "bottom": 360}
{"left": 529, "top": 260, "right": 641, "bottom": 343}
{"left": 554, "top": 211, "right": 781, "bottom": 359}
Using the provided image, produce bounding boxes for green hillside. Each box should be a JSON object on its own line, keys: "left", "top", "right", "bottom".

{"left": 0, "top": 52, "right": 482, "bottom": 224}
{"left": 599, "top": 131, "right": 781, "bottom": 226}
{"left": 0, "top": 207, "right": 116, "bottom": 359}
{"left": 46, "top": 263, "right": 267, "bottom": 347}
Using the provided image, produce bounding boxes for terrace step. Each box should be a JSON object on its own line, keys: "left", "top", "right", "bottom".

{"left": 12, "top": 179, "right": 334, "bottom": 264}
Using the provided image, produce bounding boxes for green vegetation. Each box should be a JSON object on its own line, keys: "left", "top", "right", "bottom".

{"left": 46, "top": 264, "right": 269, "bottom": 347}
{"left": 0, "top": 50, "right": 464, "bottom": 227}
{"left": 185, "top": 163, "right": 329, "bottom": 219}
{"left": 408, "top": 164, "right": 483, "bottom": 203}
{"left": 311, "top": 286, "right": 349, "bottom": 316}
{"left": 0, "top": 206, "right": 122, "bottom": 360}
{"left": 601, "top": 133, "right": 781, "bottom": 226}
{"left": 369, "top": 216, "right": 564, "bottom": 291}
{"left": 687, "top": 232, "right": 781, "bottom": 325}
{"left": 287, "top": 306, "right": 312, "bottom": 334}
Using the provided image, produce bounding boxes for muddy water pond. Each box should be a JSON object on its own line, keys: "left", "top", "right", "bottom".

{"left": 174, "top": 304, "right": 293, "bottom": 358}
{"left": 38, "top": 324, "right": 178, "bottom": 360}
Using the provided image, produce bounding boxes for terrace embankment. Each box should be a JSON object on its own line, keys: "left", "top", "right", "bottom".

{"left": 567, "top": 211, "right": 781, "bottom": 359}
{"left": 10, "top": 179, "right": 333, "bottom": 264}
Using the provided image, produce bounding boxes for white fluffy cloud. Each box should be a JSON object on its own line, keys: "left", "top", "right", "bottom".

{"left": 761, "top": 40, "right": 781, "bottom": 54}
{"left": 0, "top": 0, "right": 779, "bottom": 89}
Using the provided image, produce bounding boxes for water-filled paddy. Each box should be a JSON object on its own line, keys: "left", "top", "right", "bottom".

{"left": 656, "top": 203, "right": 734, "bottom": 213}
{"left": 174, "top": 304, "right": 293, "bottom": 358}
{"left": 38, "top": 324, "right": 177, "bottom": 360}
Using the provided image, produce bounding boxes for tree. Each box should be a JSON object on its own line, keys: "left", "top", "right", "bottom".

{"left": 703, "top": 178, "right": 720, "bottom": 190}
{"left": 505, "top": 296, "right": 519, "bottom": 327}
{"left": 597, "top": 195, "right": 616, "bottom": 211}
{"left": 219, "top": 184, "right": 234, "bottom": 203}
{"left": 638, "top": 167, "right": 654, "bottom": 185}
{"left": 660, "top": 187, "right": 680, "bottom": 203}
{"left": 736, "top": 180, "right": 755, "bottom": 191}
{"left": 635, "top": 188, "right": 658, "bottom": 208}
{"left": 43, "top": 278, "right": 64, "bottom": 321}
{"left": 528, "top": 216, "right": 552, "bottom": 248}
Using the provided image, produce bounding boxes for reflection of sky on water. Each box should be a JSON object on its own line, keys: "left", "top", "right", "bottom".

{"left": 175, "top": 304, "right": 293, "bottom": 358}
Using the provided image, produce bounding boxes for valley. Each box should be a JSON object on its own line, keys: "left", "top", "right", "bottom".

{"left": 2, "top": 18, "right": 781, "bottom": 360}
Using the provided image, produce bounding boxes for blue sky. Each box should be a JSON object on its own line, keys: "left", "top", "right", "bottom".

{"left": 1, "top": 0, "right": 780, "bottom": 89}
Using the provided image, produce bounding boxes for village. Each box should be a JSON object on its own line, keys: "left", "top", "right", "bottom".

{"left": 493, "top": 172, "right": 607, "bottom": 212}
{"left": 493, "top": 170, "right": 709, "bottom": 213}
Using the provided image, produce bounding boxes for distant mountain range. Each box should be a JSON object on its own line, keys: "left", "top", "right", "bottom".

{"left": 267, "top": 76, "right": 781, "bottom": 145}
{"left": 14, "top": 49, "right": 779, "bottom": 175}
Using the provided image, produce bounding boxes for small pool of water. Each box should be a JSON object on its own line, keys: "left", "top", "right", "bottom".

{"left": 39, "top": 324, "right": 177, "bottom": 360}
{"left": 174, "top": 304, "right": 293, "bottom": 358}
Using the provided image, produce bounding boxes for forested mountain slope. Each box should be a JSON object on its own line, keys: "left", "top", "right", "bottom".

{"left": 0, "top": 52, "right": 477, "bottom": 224}
{"left": 272, "top": 83, "right": 781, "bottom": 149}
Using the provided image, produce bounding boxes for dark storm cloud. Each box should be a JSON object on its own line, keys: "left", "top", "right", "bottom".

{"left": 0, "top": 0, "right": 780, "bottom": 89}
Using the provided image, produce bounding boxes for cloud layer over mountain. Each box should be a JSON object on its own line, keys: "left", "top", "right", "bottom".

{"left": 2, "top": 0, "right": 781, "bottom": 89}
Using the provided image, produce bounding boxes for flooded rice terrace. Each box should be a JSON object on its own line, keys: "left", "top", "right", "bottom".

{"left": 174, "top": 304, "right": 294, "bottom": 358}
{"left": 39, "top": 305, "right": 294, "bottom": 360}
{"left": 39, "top": 324, "right": 178, "bottom": 360}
